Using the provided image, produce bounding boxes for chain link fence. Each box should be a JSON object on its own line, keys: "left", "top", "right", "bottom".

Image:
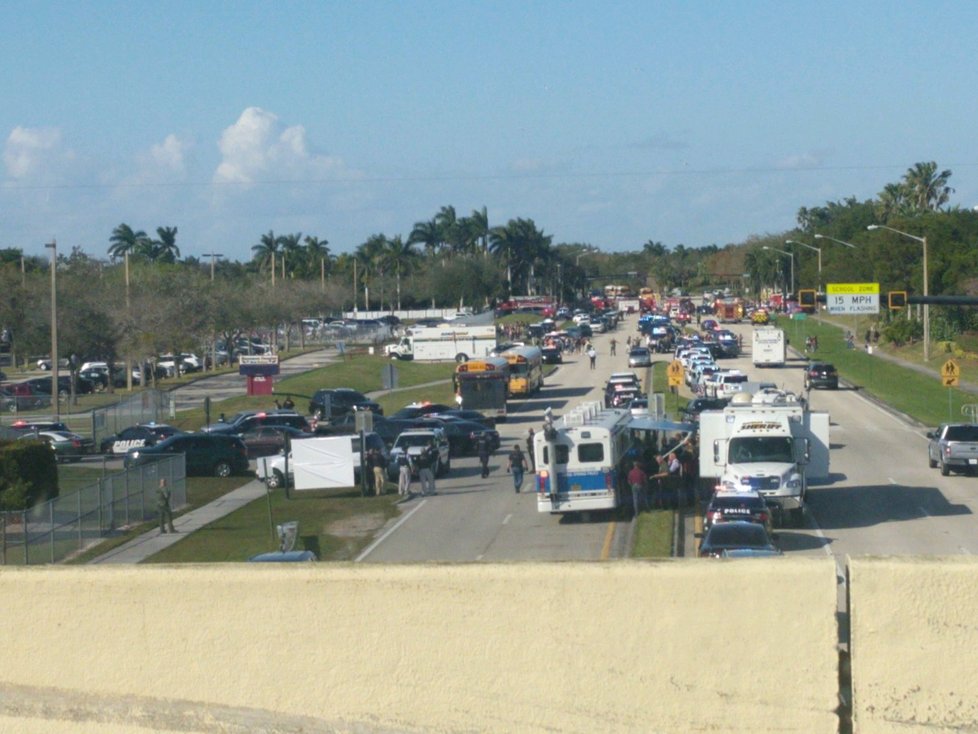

{"left": 0, "top": 454, "right": 186, "bottom": 565}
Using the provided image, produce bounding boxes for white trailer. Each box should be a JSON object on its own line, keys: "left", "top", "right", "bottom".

{"left": 752, "top": 326, "right": 786, "bottom": 367}
{"left": 698, "top": 392, "right": 829, "bottom": 526}
{"left": 384, "top": 324, "right": 497, "bottom": 362}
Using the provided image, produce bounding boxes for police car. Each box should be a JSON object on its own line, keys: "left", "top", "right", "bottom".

{"left": 703, "top": 488, "right": 772, "bottom": 533}
{"left": 99, "top": 423, "right": 183, "bottom": 455}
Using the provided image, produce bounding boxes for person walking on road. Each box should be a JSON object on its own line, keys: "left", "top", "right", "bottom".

{"left": 526, "top": 428, "right": 536, "bottom": 473}
{"left": 507, "top": 444, "right": 529, "bottom": 493}
{"left": 477, "top": 434, "right": 492, "bottom": 478}
{"left": 157, "top": 478, "right": 176, "bottom": 534}
{"left": 417, "top": 442, "right": 437, "bottom": 496}
{"left": 609, "top": 338, "right": 617, "bottom": 356}
{"left": 396, "top": 451, "right": 414, "bottom": 496}
{"left": 587, "top": 345, "right": 597, "bottom": 370}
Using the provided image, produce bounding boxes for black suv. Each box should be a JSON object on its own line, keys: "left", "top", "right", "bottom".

{"left": 309, "top": 388, "right": 382, "bottom": 422}
{"left": 804, "top": 362, "right": 839, "bottom": 390}
{"left": 202, "top": 409, "right": 311, "bottom": 436}
{"left": 124, "top": 433, "right": 250, "bottom": 477}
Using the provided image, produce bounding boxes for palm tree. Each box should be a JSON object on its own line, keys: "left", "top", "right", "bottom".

{"left": 150, "top": 226, "right": 180, "bottom": 263}
{"left": 408, "top": 218, "right": 441, "bottom": 260}
{"left": 108, "top": 223, "right": 150, "bottom": 260}
{"left": 489, "top": 218, "right": 552, "bottom": 296}
{"left": 356, "top": 234, "right": 389, "bottom": 310}
{"left": 902, "top": 161, "right": 954, "bottom": 213}
{"left": 463, "top": 206, "right": 490, "bottom": 257}
{"left": 381, "top": 235, "right": 418, "bottom": 310}
{"left": 251, "top": 230, "right": 280, "bottom": 276}
{"left": 435, "top": 205, "right": 464, "bottom": 256}
{"left": 278, "top": 232, "right": 303, "bottom": 278}
{"left": 303, "top": 235, "right": 330, "bottom": 280}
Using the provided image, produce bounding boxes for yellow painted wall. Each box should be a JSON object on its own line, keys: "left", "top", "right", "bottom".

{"left": 849, "top": 556, "right": 978, "bottom": 734}
{"left": 0, "top": 560, "right": 839, "bottom": 733}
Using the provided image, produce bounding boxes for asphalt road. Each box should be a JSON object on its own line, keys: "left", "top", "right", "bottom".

{"left": 682, "top": 321, "right": 978, "bottom": 564}
{"left": 357, "top": 318, "right": 639, "bottom": 563}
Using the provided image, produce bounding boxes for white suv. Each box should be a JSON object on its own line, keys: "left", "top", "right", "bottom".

{"left": 387, "top": 428, "right": 451, "bottom": 480}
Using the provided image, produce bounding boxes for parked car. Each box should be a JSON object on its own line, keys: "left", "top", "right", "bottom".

{"left": 804, "top": 362, "right": 839, "bottom": 390}
{"left": 704, "top": 489, "right": 773, "bottom": 533}
{"left": 308, "top": 388, "right": 382, "bottom": 422}
{"left": 201, "top": 409, "right": 310, "bottom": 436}
{"left": 390, "top": 403, "right": 454, "bottom": 421}
{"left": 18, "top": 430, "right": 95, "bottom": 463}
{"left": 680, "top": 396, "right": 729, "bottom": 423}
{"left": 698, "top": 521, "right": 781, "bottom": 558}
{"left": 100, "top": 423, "right": 184, "bottom": 455}
{"left": 0, "top": 383, "right": 51, "bottom": 412}
{"left": 386, "top": 428, "right": 451, "bottom": 480}
{"left": 124, "top": 434, "right": 250, "bottom": 477}
{"left": 240, "top": 425, "right": 315, "bottom": 459}
{"left": 24, "top": 374, "right": 96, "bottom": 397}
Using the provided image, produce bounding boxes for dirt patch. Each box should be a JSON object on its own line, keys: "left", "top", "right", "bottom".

{"left": 326, "top": 513, "right": 389, "bottom": 538}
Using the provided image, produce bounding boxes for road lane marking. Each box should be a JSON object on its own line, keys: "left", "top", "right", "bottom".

{"left": 354, "top": 499, "right": 427, "bottom": 562}
{"left": 502, "top": 513, "right": 512, "bottom": 525}
{"left": 600, "top": 521, "right": 616, "bottom": 560}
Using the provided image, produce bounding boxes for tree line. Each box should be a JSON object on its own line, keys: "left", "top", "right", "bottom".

{"left": 2, "top": 160, "right": 977, "bottom": 369}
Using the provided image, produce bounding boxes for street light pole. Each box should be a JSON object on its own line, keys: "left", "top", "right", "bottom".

{"left": 785, "top": 239, "right": 821, "bottom": 290}
{"left": 867, "top": 224, "right": 929, "bottom": 362}
{"left": 202, "top": 252, "right": 224, "bottom": 281}
{"left": 45, "top": 240, "right": 58, "bottom": 420}
{"left": 762, "top": 246, "right": 794, "bottom": 301}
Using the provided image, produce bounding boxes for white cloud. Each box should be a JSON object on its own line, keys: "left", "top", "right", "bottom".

{"left": 213, "top": 107, "right": 346, "bottom": 185}
{"left": 150, "top": 134, "right": 189, "bottom": 174}
{"left": 3, "top": 126, "right": 64, "bottom": 179}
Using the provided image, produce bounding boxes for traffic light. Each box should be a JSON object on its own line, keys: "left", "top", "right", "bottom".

{"left": 888, "top": 291, "right": 907, "bottom": 310}
{"left": 798, "top": 289, "right": 817, "bottom": 310}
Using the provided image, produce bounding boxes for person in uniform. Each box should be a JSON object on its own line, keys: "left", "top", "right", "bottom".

{"left": 157, "top": 478, "right": 176, "bottom": 534}
{"left": 526, "top": 428, "right": 536, "bottom": 473}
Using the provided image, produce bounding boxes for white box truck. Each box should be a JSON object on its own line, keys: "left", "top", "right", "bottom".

{"left": 698, "top": 391, "right": 829, "bottom": 526}
{"left": 752, "top": 326, "right": 786, "bottom": 367}
{"left": 384, "top": 324, "right": 497, "bottom": 362}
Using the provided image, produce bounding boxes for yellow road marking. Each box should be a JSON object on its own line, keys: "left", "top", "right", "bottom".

{"left": 601, "top": 520, "right": 616, "bottom": 560}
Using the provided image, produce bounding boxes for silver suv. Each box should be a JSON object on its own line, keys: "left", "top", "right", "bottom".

{"left": 387, "top": 427, "right": 451, "bottom": 480}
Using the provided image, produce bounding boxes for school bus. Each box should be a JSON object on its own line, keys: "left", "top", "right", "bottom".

{"left": 501, "top": 345, "right": 544, "bottom": 397}
{"left": 455, "top": 357, "right": 510, "bottom": 420}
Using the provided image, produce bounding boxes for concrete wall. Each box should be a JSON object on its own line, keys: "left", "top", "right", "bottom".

{"left": 0, "top": 560, "right": 838, "bottom": 733}
{"left": 849, "top": 556, "right": 978, "bottom": 734}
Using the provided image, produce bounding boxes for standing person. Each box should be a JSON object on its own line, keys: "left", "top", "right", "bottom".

{"left": 609, "top": 337, "right": 617, "bottom": 356}
{"left": 507, "top": 444, "right": 529, "bottom": 493}
{"left": 396, "top": 450, "right": 414, "bottom": 496}
{"left": 525, "top": 428, "right": 536, "bottom": 473}
{"left": 367, "top": 448, "right": 386, "bottom": 496}
{"left": 627, "top": 460, "right": 648, "bottom": 517}
{"left": 282, "top": 395, "right": 295, "bottom": 410}
{"left": 477, "top": 434, "right": 492, "bottom": 478}
{"left": 157, "top": 478, "right": 176, "bottom": 534}
{"left": 418, "top": 442, "right": 437, "bottom": 496}
{"left": 587, "top": 344, "right": 597, "bottom": 370}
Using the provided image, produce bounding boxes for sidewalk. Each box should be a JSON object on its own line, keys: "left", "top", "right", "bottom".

{"left": 89, "top": 479, "right": 270, "bottom": 564}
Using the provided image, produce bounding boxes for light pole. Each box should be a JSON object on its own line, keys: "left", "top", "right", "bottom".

{"left": 785, "top": 239, "right": 821, "bottom": 290}
{"left": 867, "top": 224, "right": 929, "bottom": 362}
{"left": 202, "top": 252, "right": 224, "bottom": 281}
{"left": 762, "top": 246, "right": 794, "bottom": 301}
{"left": 45, "top": 240, "right": 58, "bottom": 420}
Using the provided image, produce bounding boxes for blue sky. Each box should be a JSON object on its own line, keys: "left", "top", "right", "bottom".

{"left": 3, "top": 1, "right": 978, "bottom": 262}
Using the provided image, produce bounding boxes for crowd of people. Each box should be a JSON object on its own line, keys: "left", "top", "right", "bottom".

{"left": 623, "top": 431, "right": 700, "bottom": 516}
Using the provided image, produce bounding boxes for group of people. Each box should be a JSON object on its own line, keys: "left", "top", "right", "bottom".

{"left": 624, "top": 433, "right": 698, "bottom": 516}
{"left": 390, "top": 442, "right": 440, "bottom": 497}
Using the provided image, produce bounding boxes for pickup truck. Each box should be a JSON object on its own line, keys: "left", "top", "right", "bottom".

{"left": 927, "top": 423, "right": 978, "bottom": 476}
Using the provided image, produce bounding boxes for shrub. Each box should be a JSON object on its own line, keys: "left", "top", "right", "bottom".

{"left": 0, "top": 441, "right": 59, "bottom": 510}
